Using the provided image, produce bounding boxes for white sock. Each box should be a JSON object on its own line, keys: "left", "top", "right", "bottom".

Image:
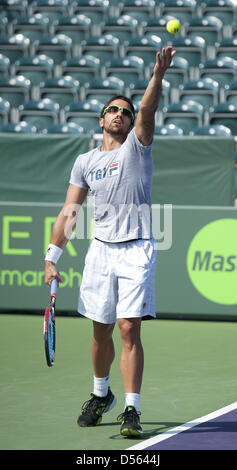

{"left": 124, "top": 393, "right": 140, "bottom": 412}
{"left": 93, "top": 375, "right": 110, "bottom": 397}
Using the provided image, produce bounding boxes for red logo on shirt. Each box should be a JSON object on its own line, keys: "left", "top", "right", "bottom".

{"left": 108, "top": 162, "right": 120, "bottom": 176}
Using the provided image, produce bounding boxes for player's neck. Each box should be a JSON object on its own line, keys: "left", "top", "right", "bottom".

{"left": 100, "top": 132, "right": 127, "bottom": 152}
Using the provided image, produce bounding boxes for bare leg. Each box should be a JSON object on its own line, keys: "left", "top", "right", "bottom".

{"left": 77, "top": 320, "right": 116, "bottom": 427}
{"left": 117, "top": 318, "right": 144, "bottom": 393}
{"left": 92, "top": 320, "right": 115, "bottom": 378}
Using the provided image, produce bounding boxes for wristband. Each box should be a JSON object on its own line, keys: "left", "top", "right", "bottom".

{"left": 45, "top": 244, "right": 63, "bottom": 264}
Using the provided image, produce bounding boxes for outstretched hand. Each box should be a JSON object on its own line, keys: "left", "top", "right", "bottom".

{"left": 153, "top": 46, "right": 176, "bottom": 81}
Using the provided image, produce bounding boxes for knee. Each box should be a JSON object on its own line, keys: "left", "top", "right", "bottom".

{"left": 118, "top": 318, "right": 141, "bottom": 346}
{"left": 93, "top": 321, "right": 115, "bottom": 344}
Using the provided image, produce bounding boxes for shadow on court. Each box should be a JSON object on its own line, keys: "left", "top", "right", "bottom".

{"left": 108, "top": 422, "right": 183, "bottom": 440}
{"left": 141, "top": 420, "right": 237, "bottom": 435}
{"left": 103, "top": 417, "right": 237, "bottom": 446}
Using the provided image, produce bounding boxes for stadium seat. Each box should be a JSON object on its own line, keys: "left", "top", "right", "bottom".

{"left": 18, "top": 98, "right": 60, "bottom": 132}
{"left": 105, "top": 56, "right": 144, "bottom": 88}
{"left": 72, "top": 0, "right": 109, "bottom": 27}
{"left": 0, "top": 97, "right": 10, "bottom": 124}
{"left": 124, "top": 35, "right": 162, "bottom": 68}
{"left": 0, "top": 0, "right": 28, "bottom": 21}
{"left": 11, "top": 14, "right": 50, "bottom": 43}
{"left": 163, "top": 100, "right": 204, "bottom": 134}
{"left": 84, "top": 76, "right": 125, "bottom": 102}
{"left": 64, "top": 99, "right": 102, "bottom": 133}
{"left": 149, "top": 55, "right": 189, "bottom": 88}
{"left": 13, "top": 55, "right": 54, "bottom": 87}
{"left": 32, "top": 34, "right": 72, "bottom": 65}
{"left": 223, "top": 80, "right": 237, "bottom": 107}
{"left": 199, "top": 57, "right": 237, "bottom": 88}
{"left": 81, "top": 34, "right": 120, "bottom": 62}
{"left": 160, "top": 0, "right": 197, "bottom": 24}
{"left": 0, "top": 12, "right": 8, "bottom": 36}
{"left": 91, "top": 125, "right": 103, "bottom": 146}
{"left": 0, "top": 75, "right": 31, "bottom": 108}
{"left": 43, "top": 122, "right": 85, "bottom": 134}
{"left": 191, "top": 124, "right": 232, "bottom": 136}
{"left": 92, "top": 125, "right": 103, "bottom": 136}
{"left": 130, "top": 78, "right": 171, "bottom": 108}
{"left": 141, "top": 15, "right": 180, "bottom": 44}
{"left": 154, "top": 124, "right": 184, "bottom": 135}
{"left": 0, "top": 53, "right": 10, "bottom": 78}
{"left": 170, "top": 36, "right": 206, "bottom": 71}
{"left": 0, "top": 34, "right": 30, "bottom": 64}
{"left": 186, "top": 16, "right": 223, "bottom": 46}
{"left": 129, "top": 78, "right": 149, "bottom": 99}
{"left": 232, "top": 22, "right": 237, "bottom": 37}
{"left": 39, "top": 76, "right": 80, "bottom": 107}
{"left": 101, "top": 15, "right": 138, "bottom": 43}
{"left": 208, "top": 102, "right": 237, "bottom": 135}
{"left": 132, "top": 97, "right": 142, "bottom": 113}
{"left": 0, "top": 121, "right": 37, "bottom": 133}
{"left": 201, "top": 0, "right": 237, "bottom": 26}
{"left": 31, "top": 0, "right": 70, "bottom": 22}
{"left": 118, "top": 0, "right": 156, "bottom": 22}
{"left": 53, "top": 15, "right": 92, "bottom": 56}
{"left": 216, "top": 38, "right": 237, "bottom": 62}
{"left": 60, "top": 55, "right": 100, "bottom": 86}
{"left": 179, "top": 77, "right": 219, "bottom": 110}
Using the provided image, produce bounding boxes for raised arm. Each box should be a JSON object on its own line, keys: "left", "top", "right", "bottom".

{"left": 44, "top": 184, "right": 88, "bottom": 286}
{"left": 135, "top": 46, "right": 176, "bottom": 146}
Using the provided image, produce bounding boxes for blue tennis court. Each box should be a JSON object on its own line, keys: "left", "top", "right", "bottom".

{"left": 128, "top": 403, "right": 237, "bottom": 450}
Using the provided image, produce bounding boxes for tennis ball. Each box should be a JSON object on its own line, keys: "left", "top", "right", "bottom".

{"left": 166, "top": 19, "right": 180, "bottom": 34}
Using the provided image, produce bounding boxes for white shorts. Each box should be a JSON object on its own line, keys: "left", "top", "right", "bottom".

{"left": 77, "top": 238, "right": 157, "bottom": 324}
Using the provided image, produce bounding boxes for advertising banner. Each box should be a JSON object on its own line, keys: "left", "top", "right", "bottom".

{"left": 157, "top": 206, "right": 237, "bottom": 319}
{"left": 0, "top": 202, "right": 236, "bottom": 319}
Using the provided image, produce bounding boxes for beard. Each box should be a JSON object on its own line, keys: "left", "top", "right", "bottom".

{"left": 103, "top": 120, "right": 130, "bottom": 136}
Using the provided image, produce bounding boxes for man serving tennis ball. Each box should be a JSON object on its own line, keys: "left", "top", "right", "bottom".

{"left": 45, "top": 46, "right": 176, "bottom": 437}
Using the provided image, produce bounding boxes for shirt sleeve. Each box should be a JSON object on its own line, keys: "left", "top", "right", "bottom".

{"left": 126, "top": 128, "right": 153, "bottom": 153}
{"left": 69, "top": 156, "right": 89, "bottom": 189}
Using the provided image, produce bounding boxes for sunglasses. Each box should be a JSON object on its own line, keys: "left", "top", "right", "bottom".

{"left": 102, "top": 105, "right": 134, "bottom": 122}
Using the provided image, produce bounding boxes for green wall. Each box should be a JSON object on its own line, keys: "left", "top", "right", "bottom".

{"left": 0, "top": 134, "right": 235, "bottom": 205}
{"left": 0, "top": 203, "right": 237, "bottom": 318}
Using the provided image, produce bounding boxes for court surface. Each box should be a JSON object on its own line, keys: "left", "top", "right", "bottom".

{"left": 128, "top": 402, "right": 237, "bottom": 450}
{"left": 0, "top": 314, "right": 237, "bottom": 451}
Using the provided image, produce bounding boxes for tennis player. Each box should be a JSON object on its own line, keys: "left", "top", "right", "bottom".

{"left": 45, "top": 47, "right": 176, "bottom": 437}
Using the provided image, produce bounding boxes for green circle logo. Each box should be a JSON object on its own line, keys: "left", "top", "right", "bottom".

{"left": 187, "top": 218, "right": 237, "bottom": 305}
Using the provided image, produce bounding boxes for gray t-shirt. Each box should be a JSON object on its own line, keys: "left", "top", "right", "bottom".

{"left": 69, "top": 128, "right": 153, "bottom": 242}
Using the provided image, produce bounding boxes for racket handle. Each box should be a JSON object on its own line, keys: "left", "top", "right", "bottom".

{"left": 51, "top": 278, "right": 58, "bottom": 296}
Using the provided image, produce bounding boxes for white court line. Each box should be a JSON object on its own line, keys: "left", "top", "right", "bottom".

{"left": 127, "top": 402, "right": 237, "bottom": 450}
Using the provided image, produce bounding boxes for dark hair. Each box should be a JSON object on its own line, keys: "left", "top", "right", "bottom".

{"left": 100, "top": 95, "right": 135, "bottom": 124}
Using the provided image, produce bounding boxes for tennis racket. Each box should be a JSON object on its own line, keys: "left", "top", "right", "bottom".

{"left": 44, "top": 278, "right": 58, "bottom": 367}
